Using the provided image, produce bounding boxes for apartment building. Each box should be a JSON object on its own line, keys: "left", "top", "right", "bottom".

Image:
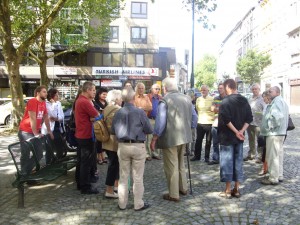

{"left": 217, "top": 0, "right": 300, "bottom": 111}
{"left": 0, "top": 0, "right": 176, "bottom": 98}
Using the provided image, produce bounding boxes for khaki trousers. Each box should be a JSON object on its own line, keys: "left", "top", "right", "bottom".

{"left": 117, "top": 142, "right": 146, "bottom": 210}
{"left": 266, "top": 136, "right": 284, "bottom": 183}
{"left": 162, "top": 144, "right": 188, "bottom": 199}
{"left": 247, "top": 125, "right": 261, "bottom": 158}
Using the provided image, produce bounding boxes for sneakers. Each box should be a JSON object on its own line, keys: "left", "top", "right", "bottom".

{"left": 190, "top": 157, "right": 200, "bottom": 161}
{"left": 261, "top": 179, "right": 279, "bottom": 185}
{"left": 105, "top": 192, "right": 118, "bottom": 199}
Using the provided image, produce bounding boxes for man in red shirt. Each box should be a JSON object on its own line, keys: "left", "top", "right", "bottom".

{"left": 75, "top": 81, "right": 101, "bottom": 194}
{"left": 18, "top": 85, "right": 53, "bottom": 175}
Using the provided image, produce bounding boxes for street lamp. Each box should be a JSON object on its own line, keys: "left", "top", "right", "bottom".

{"left": 190, "top": 0, "right": 195, "bottom": 88}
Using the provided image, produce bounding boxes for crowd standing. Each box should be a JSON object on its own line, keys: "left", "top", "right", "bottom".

{"left": 17, "top": 78, "right": 291, "bottom": 210}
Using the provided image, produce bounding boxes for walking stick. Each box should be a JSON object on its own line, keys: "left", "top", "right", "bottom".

{"left": 186, "top": 143, "right": 193, "bottom": 195}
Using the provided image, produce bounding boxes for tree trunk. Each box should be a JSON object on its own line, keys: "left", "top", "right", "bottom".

{"left": 39, "top": 32, "right": 50, "bottom": 88}
{"left": 5, "top": 53, "right": 25, "bottom": 129}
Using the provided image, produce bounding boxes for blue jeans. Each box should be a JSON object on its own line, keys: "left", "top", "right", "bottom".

{"left": 220, "top": 143, "right": 244, "bottom": 182}
{"left": 211, "top": 126, "right": 219, "bottom": 162}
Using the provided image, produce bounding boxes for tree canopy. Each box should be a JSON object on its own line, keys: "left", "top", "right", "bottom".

{"left": 182, "top": 0, "right": 217, "bottom": 29}
{"left": 236, "top": 49, "right": 272, "bottom": 84}
{"left": 194, "top": 54, "right": 217, "bottom": 88}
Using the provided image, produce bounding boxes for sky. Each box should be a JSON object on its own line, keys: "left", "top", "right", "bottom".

{"left": 158, "top": 0, "right": 257, "bottom": 64}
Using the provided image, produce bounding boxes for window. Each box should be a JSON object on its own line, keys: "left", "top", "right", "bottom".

{"left": 131, "top": 27, "right": 147, "bottom": 44}
{"left": 131, "top": 2, "right": 147, "bottom": 18}
{"left": 136, "top": 54, "right": 144, "bottom": 67}
{"left": 105, "top": 26, "right": 119, "bottom": 43}
{"left": 103, "top": 54, "right": 112, "bottom": 66}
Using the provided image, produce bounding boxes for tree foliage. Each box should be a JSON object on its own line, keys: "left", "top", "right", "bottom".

{"left": 182, "top": 0, "right": 217, "bottom": 29}
{"left": 194, "top": 54, "right": 217, "bottom": 88}
{"left": 27, "top": 0, "right": 122, "bottom": 87}
{"left": 0, "top": 0, "right": 68, "bottom": 128}
{"left": 236, "top": 49, "right": 272, "bottom": 84}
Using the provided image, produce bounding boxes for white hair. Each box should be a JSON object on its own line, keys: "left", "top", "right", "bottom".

{"left": 106, "top": 90, "right": 122, "bottom": 105}
{"left": 162, "top": 77, "right": 178, "bottom": 92}
{"left": 122, "top": 88, "right": 135, "bottom": 102}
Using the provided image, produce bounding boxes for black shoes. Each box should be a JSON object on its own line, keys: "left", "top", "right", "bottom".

{"left": 81, "top": 188, "right": 99, "bottom": 194}
{"left": 207, "top": 161, "right": 219, "bottom": 165}
{"left": 190, "top": 157, "right": 200, "bottom": 161}
{"left": 90, "top": 175, "right": 99, "bottom": 183}
{"left": 135, "top": 203, "right": 150, "bottom": 211}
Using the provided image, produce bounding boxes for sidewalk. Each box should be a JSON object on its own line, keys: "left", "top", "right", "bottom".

{"left": 0, "top": 114, "right": 299, "bottom": 224}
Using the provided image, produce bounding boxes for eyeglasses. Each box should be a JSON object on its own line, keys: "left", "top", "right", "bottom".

{"left": 154, "top": 88, "right": 160, "bottom": 90}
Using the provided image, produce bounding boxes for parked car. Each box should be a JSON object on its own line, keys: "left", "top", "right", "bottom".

{"left": 187, "top": 88, "right": 202, "bottom": 98}
{"left": 0, "top": 97, "right": 33, "bottom": 125}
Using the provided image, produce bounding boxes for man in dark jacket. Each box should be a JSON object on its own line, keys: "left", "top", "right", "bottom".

{"left": 218, "top": 79, "right": 253, "bottom": 199}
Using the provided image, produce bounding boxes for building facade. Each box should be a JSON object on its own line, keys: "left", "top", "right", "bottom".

{"left": 0, "top": 0, "right": 176, "bottom": 98}
{"left": 217, "top": 0, "right": 300, "bottom": 112}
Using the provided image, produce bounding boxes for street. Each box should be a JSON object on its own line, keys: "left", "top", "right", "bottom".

{"left": 0, "top": 114, "right": 299, "bottom": 225}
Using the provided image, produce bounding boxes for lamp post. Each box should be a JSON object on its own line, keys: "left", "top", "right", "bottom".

{"left": 190, "top": 0, "right": 195, "bottom": 88}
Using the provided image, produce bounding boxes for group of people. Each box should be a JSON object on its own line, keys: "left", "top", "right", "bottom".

{"left": 18, "top": 77, "right": 289, "bottom": 210}
{"left": 188, "top": 80, "right": 289, "bottom": 199}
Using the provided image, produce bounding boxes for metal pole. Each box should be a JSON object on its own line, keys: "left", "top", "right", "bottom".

{"left": 186, "top": 144, "right": 193, "bottom": 195}
{"left": 190, "top": 0, "right": 195, "bottom": 88}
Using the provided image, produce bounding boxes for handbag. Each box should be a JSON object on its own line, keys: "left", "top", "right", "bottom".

{"left": 287, "top": 115, "right": 295, "bottom": 131}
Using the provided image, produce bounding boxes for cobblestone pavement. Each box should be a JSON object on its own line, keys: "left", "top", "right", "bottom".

{"left": 0, "top": 114, "right": 300, "bottom": 225}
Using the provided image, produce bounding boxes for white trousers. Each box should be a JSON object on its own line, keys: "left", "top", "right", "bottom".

{"left": 266, "top": 136, "right": 284, "bottom": 182}
{"left": 117, "top": 142, "right": 146, "bottom": 210}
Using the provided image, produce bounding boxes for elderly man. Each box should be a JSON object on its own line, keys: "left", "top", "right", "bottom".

{"left": 260, "top": 85, "right": 289, "bottom": 185}
{"left": 151, "top": 77, "right": 197, "bottom": 202}
{"left": 146, "top": 83, "right": 162, "bottom": 160}
{"left": 244, "top": 83, "right": 265, "bottom": 162}
{"left": 208, "top": 83, "right": 226, "bottom": 165}
{"left": 112, "top": 88, "right": 153, "bottom": 210}
{"left": 191, "top": 85, "right": 214, "bottom": 163}
{"left": 134, "top": 82, "right": 153, "bottom": 160}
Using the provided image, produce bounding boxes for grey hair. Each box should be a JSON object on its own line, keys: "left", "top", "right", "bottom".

{"left": 106, "top": 90, "right": 122, "bottom": 105}
{"left": 271, "top": 86, "right": 281, "bottom": 94}
{"left": 251, "top": 83, "right": 261, "bottom": 90}
{"left": 82, "top": 81, "right": 95, "bottom": 92}
{"left": 135, "top": 82, "right": 145, "bottom": 92}
{"left": 122, "top": 88, "right": 136, "bottom": 103}
{"left": 162, "top": 77, "right": 178, "bottom": 92}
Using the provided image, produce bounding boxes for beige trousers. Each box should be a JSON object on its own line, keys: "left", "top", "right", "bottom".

{"left": 117, "top": 142, "right": 146, "bottom": 210}
{"left": 266, "top": 135, "right": 284, "bottom": 183}
{"left": 247, "top": 125, "right": 261, "bottom": 158}
{"left": 162, "top": 144, "right": 188, "bottom": 199}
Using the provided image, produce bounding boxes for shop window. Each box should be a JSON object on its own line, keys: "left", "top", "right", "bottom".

{"left": 131, "top": 27, "right": 147, "bottom": 44}
{"left": 131, "top": 2, "right": 147, "bottom": 18}
{"left": 136, "top": 54, "right": 144, "bottom": 67}
{"left": 103, "top": 53, "right": 112, "bottom": 66}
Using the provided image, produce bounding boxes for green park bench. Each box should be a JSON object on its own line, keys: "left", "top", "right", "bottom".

{"left": 7, "top": 135, "right": 77, "bottom": 208}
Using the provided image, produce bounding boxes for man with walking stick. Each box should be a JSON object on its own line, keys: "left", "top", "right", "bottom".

{"left": 150, "top": 77, "right": 197, "bottom": 202}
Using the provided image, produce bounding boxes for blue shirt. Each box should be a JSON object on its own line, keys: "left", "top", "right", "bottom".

{"left": 111, "top": 103, "right": 153, "bottom": 141}
{"left": 154, "top": 102, "right": 198, "bottom": 137}
{"left": 149, "top": 95, "right": 160, "bottom": 118}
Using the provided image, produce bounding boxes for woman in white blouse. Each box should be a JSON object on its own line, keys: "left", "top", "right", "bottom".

{"left": 42, "top": 88, "right": 65, "bottom": 159}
